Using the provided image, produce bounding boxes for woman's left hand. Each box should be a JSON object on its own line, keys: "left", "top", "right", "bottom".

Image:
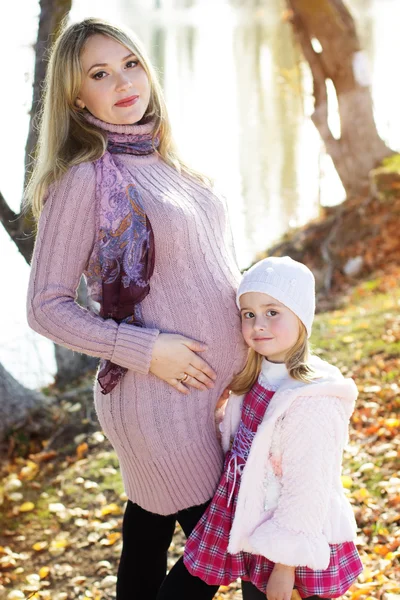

{"left": 266, "top": 563, "right": 295, "bottom": 600}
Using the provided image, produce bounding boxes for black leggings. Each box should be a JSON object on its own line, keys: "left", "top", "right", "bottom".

{"left": 117, "top": 500, "right": 329, "bottom": 600}
{"left": 117, "top": 499, "right": 218, "bottom": 600}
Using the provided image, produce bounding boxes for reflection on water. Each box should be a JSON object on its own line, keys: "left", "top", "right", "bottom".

{"left": 1, "top": 0, "right": 399, "bottom": 387}
{"left": 136, "top": 4, "right": 322, "bottom": 266}
{"left": 108, "top": 0, "right": 400, "bottom": 266}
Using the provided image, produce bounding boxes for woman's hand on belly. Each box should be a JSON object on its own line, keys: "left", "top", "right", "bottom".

{"left": 149, "top": 333, "right": 217, "bottom": 394}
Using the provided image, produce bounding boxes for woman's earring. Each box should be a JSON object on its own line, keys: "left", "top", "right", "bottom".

{"left": 75, "top": 99, "right": 85, "bottom": 109}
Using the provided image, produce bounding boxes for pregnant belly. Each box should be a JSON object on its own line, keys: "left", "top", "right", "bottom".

{"left": 94, "top": 320, "right": 247, "bottom": 457}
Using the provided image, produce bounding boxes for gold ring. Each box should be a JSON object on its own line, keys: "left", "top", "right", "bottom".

{"left": 179, "top": 373, "right": 189, "bottom": 383}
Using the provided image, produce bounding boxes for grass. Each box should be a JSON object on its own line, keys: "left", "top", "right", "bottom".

{"left": 1, "top": 277, "right": 399, "bottom": 599}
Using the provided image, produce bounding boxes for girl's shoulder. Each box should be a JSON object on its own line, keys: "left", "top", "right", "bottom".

{"left": 308, "top": 354, "right": 343, "bottom": 380}
{"left": 283, "top": 355, "right": 358, "bottom": 420}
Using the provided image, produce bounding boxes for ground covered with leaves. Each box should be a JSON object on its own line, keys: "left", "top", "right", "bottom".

{"left": 1, "top": 169, "right": 400, "bottom": 599}
{"left": 0, "top": 273, "right": 398, "bottom": 600}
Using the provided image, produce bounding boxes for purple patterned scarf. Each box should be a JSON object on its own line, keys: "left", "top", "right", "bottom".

{"left": 85, "top": 114, "right": 158, "bottom": 394}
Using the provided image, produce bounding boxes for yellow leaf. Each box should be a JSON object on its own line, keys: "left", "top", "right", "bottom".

{"left": 32, "top": 541, "right": 48, "bottom": 552}
{"left": 374, "top": 544, "right": 390, "bottom": 556}
{"left": 100, "top": 532, "right": 121, "bottom": 546}
{"left": 76, "top": 442, "right": 88, "bottom": 460}
{"left": 385, "top": 418, "right": 400, "bottom": 428}
{"left": 352, "top": 488, "right": 370, "bottom": 502}
{"left": 19, "top": 502, "right": 35, "bottom": 512}
{"left": 101, "top": 503, "right": 122, "bottom": 516}
{"left": 51, "top": 539, "right": 68, "bottom": 549}
{"left": 39, "top": 566, "right": 50, "bottom": 579}
{"left": 350, "top": 588, "right": 374, "bottom": 600}
{"left": 342, "top": 475, "right": 353, "bottom": 489}
{"left": 19, "top": 460, "right": 40, "bottom": 481}
{"left": 360, "top": 568, "right": 374, "bottom": 582}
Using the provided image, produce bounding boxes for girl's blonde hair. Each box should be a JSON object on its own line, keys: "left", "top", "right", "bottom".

{"left": 230, "top": 320, "right": 315, "bottom": 396}
{"left": 25, "top": 18, "right": 207, "bottom": 219}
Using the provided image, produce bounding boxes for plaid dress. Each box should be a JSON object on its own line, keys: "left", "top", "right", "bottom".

{"left": 184, "top": 380, "right": 363, "bottom": 598}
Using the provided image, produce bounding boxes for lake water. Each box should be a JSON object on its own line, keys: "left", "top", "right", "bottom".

{"left": 0, "top": 0, "right": 399, "bottom": 389}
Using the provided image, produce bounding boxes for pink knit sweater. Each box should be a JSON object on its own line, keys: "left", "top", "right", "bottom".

{"left": 27, "top": 120, "right": 248, "bottom": 514}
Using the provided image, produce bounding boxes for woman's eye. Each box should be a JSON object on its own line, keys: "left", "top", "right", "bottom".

{"left": 92, "top": 71, "right": 107, "bottom": 80}
{"left": 126, "top": 60, "right": 139, "bottom": 68}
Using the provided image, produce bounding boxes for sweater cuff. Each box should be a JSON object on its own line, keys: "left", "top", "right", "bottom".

{"left": 111, "top": 322, "right": 159, "bottom": 375}
{"left": 249, "top": 519, "right": 330, "bottom": 570}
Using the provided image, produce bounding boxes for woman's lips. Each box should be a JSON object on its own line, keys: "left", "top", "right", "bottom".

{"left": 115, "top": 95, "right": 139, "bottom": 107}
{"left": 253, "top": 337, "right": 273, "bottom": 341}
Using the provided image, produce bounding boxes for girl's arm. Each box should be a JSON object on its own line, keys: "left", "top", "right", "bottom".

{"left": 27, "top": 162, "right": 159, "bottom": 375}
{"left": 219, "top": 392, "right": 244, "bottom": 452}
{"left": 249, "top": 395, "right": 347, "bottom": 570}
{"left": 266, "top": 563, "right": 295, "bottom": 600}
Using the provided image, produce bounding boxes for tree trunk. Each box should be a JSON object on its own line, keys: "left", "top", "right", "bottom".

{"left": 0, "top": 0, "right": 72, "bottom": 262}
{"left": 25, "top": 0, "right": 73, "bottom": 187}
{"left": 54, "top": 347, "right": 98, "bottom": 387}
{"left": 0, "top": 362, "right": 51, "bottom": 443}
{"left": 286, "top": 0, "right": 392, "bottom": 196}
{"left": 1, "top": 0, "right": 97, "bottom": 390}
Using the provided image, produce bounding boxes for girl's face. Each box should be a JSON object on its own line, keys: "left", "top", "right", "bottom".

{"left": 77, "top": 34, "right": 151, "bottom": 125}
{"left": 239, "top": 292, "right": 300, "bottom": 363}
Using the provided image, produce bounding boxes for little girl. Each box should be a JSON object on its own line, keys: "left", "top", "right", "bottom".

{"left": 184, "top": 256, "right": 363, "bottom": 600}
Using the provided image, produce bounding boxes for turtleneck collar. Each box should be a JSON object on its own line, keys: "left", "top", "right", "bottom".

{"left": 259, "top": 358, "right": 289, "bottom": 390}
{"left": 83, "top": 112, "right": 160, "bottom": 165}
{"left": 84, "top": 111, "right": 157, "bottom": 137}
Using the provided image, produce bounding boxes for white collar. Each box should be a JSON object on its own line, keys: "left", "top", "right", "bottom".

{"left": 259, "top": 358, "right": 289, "bottom": 389}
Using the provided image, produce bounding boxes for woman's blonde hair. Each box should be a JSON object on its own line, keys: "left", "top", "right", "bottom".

{"left": 230, "top": 320, "right": 315, "bottom": 396}
{"left": 25, "top": 17, "right": 207, "bottom": 219}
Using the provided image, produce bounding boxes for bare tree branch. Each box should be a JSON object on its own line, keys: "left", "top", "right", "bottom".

{"left": 0, "top": 192, "right": 19, "bottom": 236}
{"left": 0, "top": 191, "right": 34, "bottom": 263}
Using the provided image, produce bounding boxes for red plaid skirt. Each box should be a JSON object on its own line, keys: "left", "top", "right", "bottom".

{"left": 184, "top": 381, "right": 363, "bottom": 598}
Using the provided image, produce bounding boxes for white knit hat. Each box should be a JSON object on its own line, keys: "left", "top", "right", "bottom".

{"left": 236, "top": 256, "right": 316, "bottom": 337}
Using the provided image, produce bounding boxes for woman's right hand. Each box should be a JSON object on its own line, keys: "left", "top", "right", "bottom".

{"left": 149, "top": 333, "right": 217, "bottom": 394}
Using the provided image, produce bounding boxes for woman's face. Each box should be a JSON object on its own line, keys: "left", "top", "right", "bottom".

{"left": 77, "top": 34, "right": 151, "bottom": 125}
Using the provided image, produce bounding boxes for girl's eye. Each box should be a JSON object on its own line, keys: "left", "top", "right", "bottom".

{"left": 92, "top": 70, "right": 107, "bottom": 80}
{"left": 243, "top": 311, "right": 255, "bottom": 319}
{"left": 267, "top": 310, "right": 278, "bottom": 317}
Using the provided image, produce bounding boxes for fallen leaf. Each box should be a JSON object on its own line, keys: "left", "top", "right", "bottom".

{"left": 32, "top": 541, "right": 48, "bottom": 552}
{"left": 39, "top": 566, "right": 50, "bottom": 579}
{"left": 76, "top": 443, "right": 89, "bottom": 460}
{"left": 18, "top": 502, "right": 35, "bottom": 512}
{"left": 100, "top": 532, "right": 121, "bottom": 546}
{"left": 101, "top": 503, "right": 123, "bottom": 516}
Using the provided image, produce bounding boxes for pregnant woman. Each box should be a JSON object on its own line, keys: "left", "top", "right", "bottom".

{"left": 26, "top": 17, "right": 247, "bottom": 600}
